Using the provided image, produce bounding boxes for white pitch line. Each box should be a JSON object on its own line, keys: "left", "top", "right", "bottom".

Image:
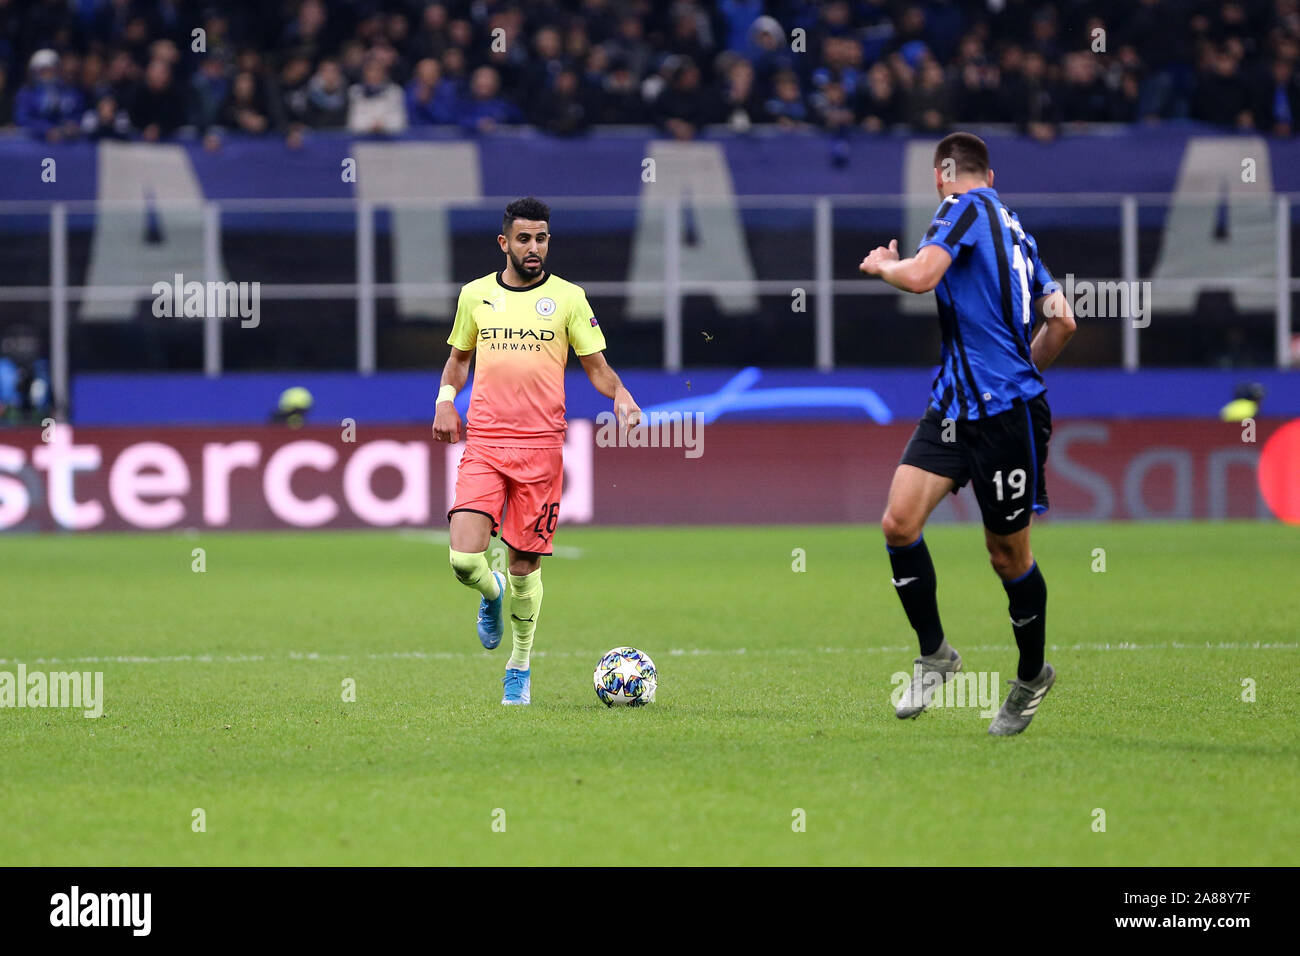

{"left": 1, "top": 642, "right": 1293, "bottom": 667}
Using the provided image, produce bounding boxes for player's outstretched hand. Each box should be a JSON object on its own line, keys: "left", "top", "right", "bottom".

{"left": 432, "top": 402, "right": 462, "bottom": 443}
{"left": 859, "top": 239, "right": 900, "bottom": 276}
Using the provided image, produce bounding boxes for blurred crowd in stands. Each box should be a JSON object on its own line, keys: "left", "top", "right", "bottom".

{"left": 0, "top": 0, "right": 1297, "bottom": 145}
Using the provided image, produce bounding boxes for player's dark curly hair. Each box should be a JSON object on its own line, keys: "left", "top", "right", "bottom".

{"left": 503, "top": 196, "right": 551, "bottom": 234}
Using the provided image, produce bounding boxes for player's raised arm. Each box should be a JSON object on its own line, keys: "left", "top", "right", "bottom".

{"left": 1030, "top": 290, "right": 1076, "bottom": 371}
{"left": 433, "top": 346, "right": 472, "bottom": 443}
{"left": 859, "top": 241, "right": 954, "bottom": 294}
{"left": 579, "top": 350, "right": 642, "bottom": 428}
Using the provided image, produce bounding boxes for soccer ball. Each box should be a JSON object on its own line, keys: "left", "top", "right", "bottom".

{"left": 593, "top": 647, "right": 657, "bottom": 707}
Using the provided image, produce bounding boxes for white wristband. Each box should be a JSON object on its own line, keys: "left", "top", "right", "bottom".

{"left": 437, "top": 384, "right": 457, "bottom": 405}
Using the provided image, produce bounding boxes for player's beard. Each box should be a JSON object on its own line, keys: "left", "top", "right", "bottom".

{"left": 509, "top": 249, "right": 545, "bottom": 280}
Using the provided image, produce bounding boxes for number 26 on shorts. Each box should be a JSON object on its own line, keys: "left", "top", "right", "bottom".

{"left": 532, "top": 502, "right": 559, "bottom": 537}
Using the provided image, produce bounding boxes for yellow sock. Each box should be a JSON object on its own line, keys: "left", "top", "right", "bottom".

{"left": 506, "top": 569, "right": 542, "bottom": 671}
{"left": 448, "top": 549, "right": 500, "bottom": 599}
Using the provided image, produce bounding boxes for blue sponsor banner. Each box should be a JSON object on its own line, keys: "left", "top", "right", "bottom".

{"left": 68, "top": 367, "right": 1300, "bottom": 426}
{"left": 6, "top": 127, "right": 1300, "bottom": 206}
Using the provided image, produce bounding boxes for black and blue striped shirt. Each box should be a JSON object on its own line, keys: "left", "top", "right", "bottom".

{"left": 917, "top": 187, "right": 1053, "bottom": 421}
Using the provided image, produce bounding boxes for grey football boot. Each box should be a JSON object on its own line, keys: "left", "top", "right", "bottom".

{"left": 895, "top": 641, "right": 962, "bottom": 719}
{"left": 988, "top": 663, "right": 1056, "bottom": 736}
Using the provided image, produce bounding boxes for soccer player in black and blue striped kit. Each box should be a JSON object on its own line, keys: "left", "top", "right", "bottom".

{"left": 859, "top": 132, "right": 1076, "bottom": 736}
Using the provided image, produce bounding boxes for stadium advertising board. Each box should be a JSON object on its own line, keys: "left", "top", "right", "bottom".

{"left": 0, "top": 421, "right": 1281, "bottom": 532}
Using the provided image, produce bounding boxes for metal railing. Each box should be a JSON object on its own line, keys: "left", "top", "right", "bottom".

{"left": 0, "top": 193, "right": 1293, "bottom": 410}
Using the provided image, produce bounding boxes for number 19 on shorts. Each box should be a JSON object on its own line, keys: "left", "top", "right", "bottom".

{"left": 992, "top": 468, "right": 1027, "bottom": 501}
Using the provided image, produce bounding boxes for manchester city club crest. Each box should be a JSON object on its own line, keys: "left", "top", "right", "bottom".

{"left": 535, "top": 296, "right": 556, "bottom": 317}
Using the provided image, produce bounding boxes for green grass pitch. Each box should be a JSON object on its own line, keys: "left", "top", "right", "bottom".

{"left": 1, "top": 521, "right": 1296, "bottom": 866}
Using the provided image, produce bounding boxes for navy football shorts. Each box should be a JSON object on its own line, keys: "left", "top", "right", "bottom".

{"left": 899, "top": 393, "right": 1052, "bottom": 535}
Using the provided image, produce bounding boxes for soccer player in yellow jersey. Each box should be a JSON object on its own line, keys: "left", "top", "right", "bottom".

{"left": 432, "top": 197, "right": 642, "bottom": 705}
